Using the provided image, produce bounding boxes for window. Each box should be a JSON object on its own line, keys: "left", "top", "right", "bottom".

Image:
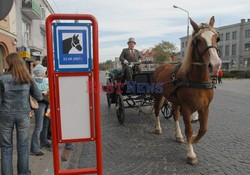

{"left": 232, "top": 44, "right": 236, "bottom": 55}
{"left": 219, "top": 46, "right": 223, "bottom": 57}
{"left": 232, "top": 31, "right": 237, "bottom": 39}
{"left": 42, "top": 34, "right": 46, "bottom": 48}
{"left": 245, "top": 29, "right": 250, "bottom": 38}
{"left": 219, "top": 33, "right": 224, "bottom": 41}
{"left": 182, "top": 42, "right": 184, "bottom": 48}
{"left": 225, "top": 45, "right": 229, "bottom": 56}
{"left": 22, "top": 20, "right": 31, "bottom": 47}
{"left": 41, "top": 7, "right": 46, "bottom": 19}
{"left": 245, "top": 43, "right": 250, "bottom": 51}
{"left": 226, "top": 33, "right": 230, "bottom": 41}
{"left": 182, "top": 51, "right": 184, "bottom": 57}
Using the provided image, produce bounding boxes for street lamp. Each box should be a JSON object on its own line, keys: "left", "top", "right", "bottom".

{"left": 173, "top": 5, "right": 190, "bottom": 42}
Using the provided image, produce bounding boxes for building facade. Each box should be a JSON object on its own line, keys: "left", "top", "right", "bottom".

{"left": 180, "top": 19, "right": 250, "bottom": 70}
{"left": 0, "top": 0, "right": 54, "bottom": 73}
{"left": 0, "top": 1, "right": 17, "bottom": 74}
{"left": 16, "top": 0, "right": 54, "bottom": 62}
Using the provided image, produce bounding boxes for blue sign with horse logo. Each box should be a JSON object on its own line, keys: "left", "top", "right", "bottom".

{"left": 53, "top": 23, "right": 92, "bottom": 72}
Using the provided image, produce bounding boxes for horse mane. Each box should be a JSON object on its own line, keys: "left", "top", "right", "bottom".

{"left": 178, "top": 36, "right": 193, "bottom": 75}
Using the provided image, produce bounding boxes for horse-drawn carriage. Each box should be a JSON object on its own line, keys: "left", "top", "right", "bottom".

{"left": 103, "top": 63, "right": 172, "bottom": 124}
{"left": 103, "top": 16, "right": 221, "bottom": 165}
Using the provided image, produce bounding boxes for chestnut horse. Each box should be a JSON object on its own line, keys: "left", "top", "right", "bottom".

{"left": 153, "top": 16, "right": 221, "bottom": 164}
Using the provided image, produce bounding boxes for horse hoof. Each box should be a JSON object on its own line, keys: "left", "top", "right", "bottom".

{"left": 155, "top": 129, "right": 162, "bottom": 134}
{"left": 176, "top": 137, "right": 184, "bottom": 143}
{"left": 187, "top": 157, "right": 198, "bottom": 165}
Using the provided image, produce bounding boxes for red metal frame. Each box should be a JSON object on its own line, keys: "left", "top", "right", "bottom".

{"left": 46, "top": 14, "right": 102, "bottom": 175}
{"left": 54, "top": 72, "right": 95, "bottom": 143}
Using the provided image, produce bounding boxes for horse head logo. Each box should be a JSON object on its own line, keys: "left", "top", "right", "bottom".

{"left": 63, "top": 34, "right": 82, "bottom": 54}
{"left": 72, "top": 34, "right": 82, "bottom": 52}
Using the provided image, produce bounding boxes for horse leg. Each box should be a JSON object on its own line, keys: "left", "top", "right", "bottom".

{"left": 173, "top": 106, "right": 184, "bottom": 143}
{"left": 192, "top": 108, "right": 209, "bottom": 144}
{"left": 154, "top": 95, "right": 164, "bottom": 134}
{"left": 191, "top": 111, "right": 199, "bottom": 122}
{"left": 182, "top": 109, "right": 198, "bottom": 165}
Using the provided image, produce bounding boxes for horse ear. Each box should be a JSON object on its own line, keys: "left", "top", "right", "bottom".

{"left": 190, "top": 18, "right": 199, "bottom": 33}
{"left": 209, "top": 16, "right": 215, "bottom": 28}
{"left": 73, "top": 34, "right": 76, "bottom": 37}
{"left": 76, "top": 34, "right": 79, "bottom": 37}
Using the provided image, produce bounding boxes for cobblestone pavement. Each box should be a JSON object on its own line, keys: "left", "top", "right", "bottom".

{"left": 68, "top": 76, "right": 250, "bottom": 175}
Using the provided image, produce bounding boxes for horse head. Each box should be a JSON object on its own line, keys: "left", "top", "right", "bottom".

{"left": 72, "top": 34, "right": 82, "bottom": 51}
{"left": 189, "top": 16, "right": 221, "bottom": 74}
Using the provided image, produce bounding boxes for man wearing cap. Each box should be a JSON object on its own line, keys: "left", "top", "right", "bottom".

{"left": 119, "top": 37, "right": 142, "bottom": 81}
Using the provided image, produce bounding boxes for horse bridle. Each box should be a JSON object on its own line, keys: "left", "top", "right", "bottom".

{"left": 71, "top": 38, "right": 81, "bottom": 48}
{"left": 192, "top": 24, "right": 220, "bottom": 66}
{"left": 193, "top": 43, "right": 219, "bottom": 66}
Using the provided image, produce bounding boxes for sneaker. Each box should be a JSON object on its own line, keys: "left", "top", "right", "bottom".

{"left": 30, "top": 151, "right": 44, "bottom": 156}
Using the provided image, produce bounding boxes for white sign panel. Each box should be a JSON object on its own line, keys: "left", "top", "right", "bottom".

{"left": 58, "top": 76, "right": 92, "bottom": 140}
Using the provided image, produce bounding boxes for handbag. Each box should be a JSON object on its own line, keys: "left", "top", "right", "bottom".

{"left": 30, "top": 96, "right": 39, "bottom": 110}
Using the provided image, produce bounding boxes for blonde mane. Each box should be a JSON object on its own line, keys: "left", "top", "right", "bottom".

{"left": 178, "top": 37, "right": 193, "bottom": 75}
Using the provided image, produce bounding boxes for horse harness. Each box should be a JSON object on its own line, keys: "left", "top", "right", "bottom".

{"left": 162, "top": 62, "right": 215, "bottom": 99}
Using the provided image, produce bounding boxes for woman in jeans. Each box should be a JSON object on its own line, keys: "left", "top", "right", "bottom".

{"left": 0, "top": 53, "right": 42, "bottom": 175}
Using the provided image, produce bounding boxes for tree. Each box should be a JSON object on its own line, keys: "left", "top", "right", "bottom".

{"left": 99, "top": 59, "right": 114, "bottom": 70}
{"left": 152, "top": 41, "right": 177, "bottom": 63}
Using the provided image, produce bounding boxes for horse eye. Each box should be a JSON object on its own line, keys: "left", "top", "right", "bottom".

{"left": 216, "top": 37, "right": 220, "bottom": 43}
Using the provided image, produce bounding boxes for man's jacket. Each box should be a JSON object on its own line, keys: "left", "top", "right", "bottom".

{"left": 119, "top": 48, "right": 142, "bottom": 63}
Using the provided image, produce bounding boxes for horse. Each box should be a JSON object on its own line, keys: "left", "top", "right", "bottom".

{"left": 63, "top": 34, "right": 82, "bottom": 54}
{"left": 153, "top": 16, "right": 221, "bottom": 165}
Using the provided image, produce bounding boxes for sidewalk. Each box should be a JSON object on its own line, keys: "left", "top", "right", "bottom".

{"left": 1, "top": 116, "right": 74, "bottom": 175}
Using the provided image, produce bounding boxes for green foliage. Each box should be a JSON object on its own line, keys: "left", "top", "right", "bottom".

{"left": 223, "top": 69, "right": 250, "bottom": 78}
{"left": 152, "top": 41, "right": 177, "bottom": 63}
{"left": 99, "top": 60, "right": 113, "bottom": 71}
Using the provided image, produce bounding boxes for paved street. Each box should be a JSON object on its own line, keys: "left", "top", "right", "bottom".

{"left": 67, "top": 75, "right": 250, "bottom": 175}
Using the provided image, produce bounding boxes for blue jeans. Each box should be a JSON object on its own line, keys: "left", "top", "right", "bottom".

{"left": 0, "top": 113, "right": 30, "bottom": 175}
{"left": 31, "top": 102, "right": 47, "bottom": 152}
{"left": 40, "top": 115, "right": 50, "bottom": 146}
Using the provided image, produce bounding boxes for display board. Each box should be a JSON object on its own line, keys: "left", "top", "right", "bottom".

{"left": 56, "top": 75, "right": 93, "bottom": 141}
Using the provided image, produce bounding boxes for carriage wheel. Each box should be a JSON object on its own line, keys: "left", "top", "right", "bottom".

{"left": 116, "top": 93, "right": 125, "bottom": 124}
{"left": 161, "top": 101, "right": 172, "bottom": 119}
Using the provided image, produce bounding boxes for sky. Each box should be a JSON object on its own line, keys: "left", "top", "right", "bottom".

{"left": 48, "top": 0, "right": 250, "bottom": 63}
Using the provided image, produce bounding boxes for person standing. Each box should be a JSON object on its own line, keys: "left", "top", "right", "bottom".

{"left": 218, "top": 69, "right": 223, "bottom": 84}
{"left": 119, "top": 37, "right": 142, "bottom": 81}
{"left": 0, "top": 53, "right": 42, "bottom": 175}
{"left": 30, "top": 64, "right": 50, "bottom": 155}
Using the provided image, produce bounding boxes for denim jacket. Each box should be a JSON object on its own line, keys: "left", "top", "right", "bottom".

{"left": 0, "top": 73, "right": 43, "bottom": 114}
